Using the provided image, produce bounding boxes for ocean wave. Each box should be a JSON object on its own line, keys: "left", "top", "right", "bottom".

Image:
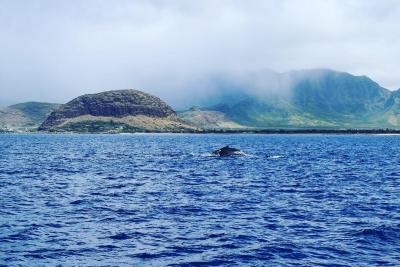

{"left": 2, "top": 134, "right": 400, "bottom": 266}
{"left": 354, "top": 224, "right": 400, "bottom": 243}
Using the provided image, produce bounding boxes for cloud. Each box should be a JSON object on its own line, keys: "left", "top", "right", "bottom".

{"left": 0, "top": 0, "right": 399, "bottom": 107}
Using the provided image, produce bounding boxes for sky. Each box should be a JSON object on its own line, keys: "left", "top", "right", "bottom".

{"left": 0, "top": 0, "right": 399, "bottom": 107}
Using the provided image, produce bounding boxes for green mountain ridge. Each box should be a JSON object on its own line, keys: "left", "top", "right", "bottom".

{"left": 2, "top": 69, "right": 400, "bottom": 132}
{"left": 0, "top": 102, "right": 60, "bottom": 130}
{"left": 179, "top": 69, "right": 400, "bottom": 129}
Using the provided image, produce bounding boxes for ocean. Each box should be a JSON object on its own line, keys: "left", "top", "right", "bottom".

{"left": 0, "top": 134, "right": 399, "bottom": 266}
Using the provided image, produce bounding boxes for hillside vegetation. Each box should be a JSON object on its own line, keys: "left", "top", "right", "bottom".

{"left": 179, "top": 69, "right": 400, "bottom": 129}
{"left": 0, "top": 102, "right": 60, "bottom": 130}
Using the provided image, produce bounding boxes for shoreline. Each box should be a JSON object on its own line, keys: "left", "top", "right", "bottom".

{"left": 2, "top": 129, "right": 400, "bottom": 135}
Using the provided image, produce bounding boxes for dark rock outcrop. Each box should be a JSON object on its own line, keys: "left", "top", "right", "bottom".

{"left": 39, "top": 89, "right": 178, "bottom": 131}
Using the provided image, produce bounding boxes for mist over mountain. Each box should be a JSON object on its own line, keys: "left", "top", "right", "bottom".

{"left": 179, "top": 69, "right": 400, "bottom": 129}
{"left": 1, "top": 1, "right": 400, "bottom": 106}
{"left": 1, "top": 69, "right": 400, "bottom": 131}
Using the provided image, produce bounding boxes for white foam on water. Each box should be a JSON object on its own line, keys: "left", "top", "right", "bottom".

{"left": 269, "top": 155, "right": 283, "bottom": 159}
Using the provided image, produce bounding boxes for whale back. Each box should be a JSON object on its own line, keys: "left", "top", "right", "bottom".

{"left": 212, "top": 146, "right": 242, "bottom": 156}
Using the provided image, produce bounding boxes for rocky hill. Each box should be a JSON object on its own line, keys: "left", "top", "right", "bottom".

{"left": 0, "top": 102, "right": 60, "bottom": 130}
{"left": 4, "top": 69, "right": 400, "bottom": 132}
{"left": 39, "top": 89, "right": 198, "bottom": 133}
{"left": 179, "top": 69, "right": 400, "bottom": 129}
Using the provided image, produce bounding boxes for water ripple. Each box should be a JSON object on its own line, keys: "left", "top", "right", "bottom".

{"left": 0, "top": 134, "right": 400, "bottom": 266}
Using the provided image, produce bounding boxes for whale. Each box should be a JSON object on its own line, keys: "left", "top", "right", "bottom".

{"left": 212, "top": 145, "right": 244, "bottom": 156}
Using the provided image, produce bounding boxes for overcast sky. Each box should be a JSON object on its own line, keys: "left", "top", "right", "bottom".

{"left": 1, "top": 0, "right": 399, "bottom": 107}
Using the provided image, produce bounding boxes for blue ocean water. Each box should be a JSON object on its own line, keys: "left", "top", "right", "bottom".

{"left": 0, "top": 134, "right": 400, "bottom": 266}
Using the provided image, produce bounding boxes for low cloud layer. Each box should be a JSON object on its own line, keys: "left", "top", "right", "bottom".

{"left": 1, "top": 0, "right": 399, "bottom": 107}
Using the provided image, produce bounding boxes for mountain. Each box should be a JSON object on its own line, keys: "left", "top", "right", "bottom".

{"left": 0, "top": 102, "right": 60, "bottom": 130}
{"left": 39, "top": 89, "right": 198, "bottom": 133}
{"left": 370, "top": 89, "right": 400, "bottom": 126}
{"left": 179, "top": 69, "right": 400, "bottom": 129}
{"left": 178, "top": 107, "right": 244, "bottom": 130}
{"left": 3, "top": 69, "right": 399, "bottom": 132}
